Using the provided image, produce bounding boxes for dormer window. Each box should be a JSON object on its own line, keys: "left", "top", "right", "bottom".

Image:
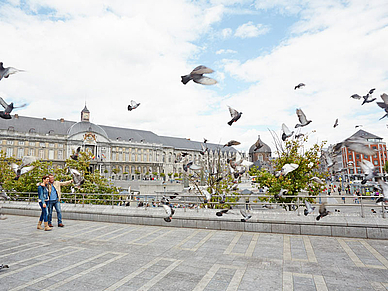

{"left": 29, "top": 128, "right": 36, "bottom": 133}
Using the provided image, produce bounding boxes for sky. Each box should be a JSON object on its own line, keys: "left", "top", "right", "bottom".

{"left": 0, "top": 0, "right": 388, "bottom": 154}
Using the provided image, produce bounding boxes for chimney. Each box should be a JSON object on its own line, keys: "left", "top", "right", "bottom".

{"left": 43, "top": 117, "right": 46, "bottom": 121}
{"left": 14, "top": 114, "right": 19, "bottom": 119}
{"left": 60, "top": 118, "right": 64, "bottom": 123}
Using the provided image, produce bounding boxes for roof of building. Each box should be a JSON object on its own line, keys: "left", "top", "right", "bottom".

{"left": 248, "top": 136, "right": 271, "bottom": 154}
{"left": 0, "top": 115, "right": 236, "bottom": 153}
{"left": 349, "top": 129, "right": 382, "bottom": 140}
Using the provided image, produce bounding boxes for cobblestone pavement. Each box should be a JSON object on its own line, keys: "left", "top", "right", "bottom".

{"left": 1, "top": 215, "right": 388, "bottom": 291}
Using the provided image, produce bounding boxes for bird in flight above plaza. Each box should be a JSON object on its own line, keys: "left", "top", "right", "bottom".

{"left": 295, "top": 108, "right": 312, "bottom": 128}
{"left": 376, "top": 93, "right": 388, "bottom": 120}
{"left": 376, "top": 178, "right": 388, "bottom": 204}
{"left": 227, "top": 106, "right": 242, "bottom": 126}
{"left": 333, "top": 118, "right": 339, "bottom": 128}
{"left": 275, "top": 163, "right": 299, "bottom": 177}
{"left": 310, "top": 177, "right": 325, "bottom": 185}
{"left": 294, "top": 83, "right": 305, "bottom": 90}
{"left": 333, "top": 136, "right": 376, "bottom": 156}
{"left": 70, "top": 147, "right": 81, "bottom": 160}
{"left": 0, "top": 97, "right": 27, "bottom": 119}
{"left": 282, "top": 123, "right": 294, "bottom": 141}
{"left": 68, "top": 168, "right": 84, "bottom": 187}
{"left": 128, "top": 100, "right": 140, "bottom": 111}
{"left": 304, "top": 200, "right": 315, "bottom": 216}
{"left": 316, "top": 203, "right": 330, "bottom": 221}
{"left": 253, "top": 135, "right": 263, "bottom": 151}
{"left": 360, "top": 160, "right": 378, "bottom": 185}
{"left": 361, "top": 93, "right": 376, "bottom": 105}
{"left": 11, "top": 156, "right": 37, "bottom": 180}
{"left": 350, "top": 94, "right": 362, "bottom": 99}
{"left": 216, "top": 209, "right": 229, "bottom": 216}
{"left": 369, "top": 88, "right": 376, "bottom": 94}
{"left": 181, "top": 65, "right": 217, "bottom": 85}
{"left": 162, "top": 203, "right": 175, "bottom": 223}
{"left": 240, "top": 209, "right": 252, "bottom": 222}
{"left": 0, "top": 62, "right": 24, "bottom": 81}
{"left": 223, "top": 140, "right": 240, "bottom": 147}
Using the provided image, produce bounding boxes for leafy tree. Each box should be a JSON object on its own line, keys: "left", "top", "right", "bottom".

{"left": 249, "top": 134, "right": 327, "bottom": 210}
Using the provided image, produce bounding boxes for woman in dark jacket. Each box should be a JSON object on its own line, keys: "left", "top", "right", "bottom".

{"left": 37, "top": 176, "right": 51, "bottom": 231}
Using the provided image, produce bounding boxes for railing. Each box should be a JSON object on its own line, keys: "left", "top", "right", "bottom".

{"left": 1, "top": 191, "right": 386, "bottom": 218}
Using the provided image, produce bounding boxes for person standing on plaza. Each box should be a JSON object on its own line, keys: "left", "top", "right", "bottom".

{"left": 37, "top": 176, "right": 51, "bottom": 231}
{"left": 47, "top": 174, "right": 72, "bottom": 227}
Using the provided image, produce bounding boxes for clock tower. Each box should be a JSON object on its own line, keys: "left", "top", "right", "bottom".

{"left": 81, "top": 104, "right": 90, "bottom": 122}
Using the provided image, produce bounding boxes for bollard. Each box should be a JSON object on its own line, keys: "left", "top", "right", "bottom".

{"left": 297, "top": 197, "right": 300, "bottom": 216}
{"left": 74, "top": 192, "right": 77, "bottom": 207}
{"left": 360, "top": 195, "right": 364, "bottom": 218}
{"left": 382, "top": 202, "right": 386, "bottom": 218}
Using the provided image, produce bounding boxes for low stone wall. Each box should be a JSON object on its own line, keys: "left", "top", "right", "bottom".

{"left": 2, "top": 202, "right": 388, "bottom": 239}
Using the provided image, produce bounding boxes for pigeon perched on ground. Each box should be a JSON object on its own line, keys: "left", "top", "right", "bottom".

{"left": 181, "top": 65, "right": 217, "bottom": 85}
{"left": 274, "top": 189, "right": 288, "bottom": 199}
{"left": 333, "top": 118, "right": 339, "bottom": 128}
{"left": 11, "top": 156, "right": 37, "bottom": 180}
{"left": 310, "top": 177, "right": 325, "bottom": 184}
{"left": 227, "top": 106, "right": 242, "bottom": 126}
{"left": 162, "top": 204, "right": 175, "bottom": 222}
{"left": 316, "top": 203, "right": 330, "bottom": 221}
{"left": 350, "top": 94, "right": 362, "bottom": 99}
{"left": 333, "top": 137, "right": 376, "bottom": 156}
{"left": 0, "top": 62, "right": 24, "bottom": 81}
{"left": 253, "top": 135, "right": 263, "bottom": 151}
{"left": 70, "top": 147, "right": 81, "bottom": 160}
{"left": 360, "top": 160, "right": 378, "bottom": 185}
{"left": 216, "top": 209, "right": 229, "bottom": 216}
{"left": 240, "top": 209, "right": 252, "bottom": 222}
{"left": 376, "top": 178, "right": 388, "bottom": 204}
{"left": 282, "top": 123, "right": 294, "bottom": 141}
{"left": 361, "top": 93, "right": 376, "bottom": 105}
{"left": 128, "top": 100, "right": 140, "bottom": 111}
{"left": 0, "top": 97, "right": 27, "bottom": 119}
{"left": 68, "top": 168, "right": 84, "bottom": 187}
{"left": 275, "top": 163, "right": 299, "bottom": 177}
{"left": 294, "top": 83, "right": 305, "bottom": 90}
{"left": 295, "top": 108, "right": 312, "bottom": 128}
{"left": 223, "top": 140, "right": 241, "bottom": 147}
{"left": 0, "top": 264, "right": 9, "bottom": 271}
{"left": 304, "top": 200, "right": 315, "bottom": 216}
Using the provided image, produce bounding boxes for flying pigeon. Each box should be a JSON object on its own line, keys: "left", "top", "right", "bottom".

{"left": 0, "top": 62, "right": 24, "bottom": 81}
{"left": 282, "top": 123, "right": 294, "bottom": 141}
{"left": 355, "top": 125, "right": 363, "bottom": 128}
{"left": 11, "top": 156, "right": 37, "bottom": 180}
{"left": 376, "top": 93, "right": 388, "bottom": 120}
{"left": 316, "top": 203, "right": 330, "bottom": 221}
{"left": 240, "top": 209, "right": 252, "bottom": 222}
{"left": 70, "top": 147, "right": 81, "bottom": 160}
{"left": 200, "top": 143, "right": 208, "bottom": 155}
{"left": 227, "top": 106, "right": 242, "bottom": 126}
{"left": 276, "top": 163, "right": 299, "bottom": 177}
{"left": 294, "top": 83, "right": 305, "bottom": 90}
{"left": 361, "top": 93, "right": 376, "bottom": 105}
{"left": 333, "top": 136, "right": 376, "bottom": 156}
{"left": 253, "top": 135, "right": 264, "bottom": 151}
{"left": 360, "top": 160, "right": 378, "bottom": 185}
{"left": 181, "top": 65, "right": 217, "bottom": 85}
{"left": 274, "top": 188, "right": 288, "bottom": 199}
{"left": 0, "top": 264, "right": 9, "bottom": 271}
{"left": 0, "top": 97, "right": 27, "bottom": 119}
{"left": 162, "top": 204, "right": 175, "bottom": 222}
{"left": 224, "top": 140, "right": 240, "bottom": 147}
{"left": 304, "top": 200, "right": 315, "bottom": 216}
{"left": 376, "top": 178, "right": 388, "bottom": 204}
{"left": 68, "top": 168, "right": 84, "bottom": 187}
{"left": 0, "top": 189, "right": 10, "bottom": 200}
{"left": 295, "top": 133, "right": 304, "bottom": 139}
{"left": 128, "top": 100, "right": 140, "bottom": 111}
{"left": 310, "top": 177, "right": 325, "bottom": 184}
{"left": 350, "top": 94, "right": 362, "bottom": 99}
{"left": 202, "top": 189, "right": 212, "bottom": 203}
{"left": 333, "top": 118, "right": 339, "bottom": 128}
{"left": 203, "top": 138, "right": 208, "bottom": 143}
{"left": 295, "top": 108, "right": 312, "bottom": 128}
{"left": 241, "top": 160, "right": 254, "bottom": 167}
{"left": 216, "top": 209, "right": 229, "bottom": 216}
{"left": 369, "top": 88, "right": 376, "bottom": 95}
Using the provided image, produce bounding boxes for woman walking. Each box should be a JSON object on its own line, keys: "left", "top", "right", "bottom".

{"left": 37, "top": 176, "right": 51, "bottom": 231}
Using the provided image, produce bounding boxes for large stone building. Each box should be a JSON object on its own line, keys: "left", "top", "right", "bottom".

{"left": 0, "top": 106, "right": 237, "bottom": 181}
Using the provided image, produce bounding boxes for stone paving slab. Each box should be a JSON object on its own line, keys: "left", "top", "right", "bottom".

{"left": 1, "top": 215, "right": 388, "bottom": 290}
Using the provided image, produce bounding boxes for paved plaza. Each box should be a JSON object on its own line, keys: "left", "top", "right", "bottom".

{"left": 1, "top": 215, "right": 388, "bottom": 290}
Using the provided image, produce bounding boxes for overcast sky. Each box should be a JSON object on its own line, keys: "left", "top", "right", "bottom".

{"left": 0, "top": 0, "right": 387, "bottom": 153}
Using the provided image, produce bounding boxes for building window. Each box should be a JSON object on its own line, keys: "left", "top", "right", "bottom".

{"left": 29, "top": 148, "right": 34, "bottom": 156}
{"left": 58, "top": 150, "right": 63, "bottom": 160}
{"left": 119, "top": 152, "right": 123, "bottom": 161}
{"left": 374, "top": 160, "right": 378, "bottom": 166}
{"left": 7, "top": 126, "right": 14, "bottom": 132}
{"left": 356, "top": 161, "right": 360, "bottom": 167}
{"left": 18, "top": 141, "right": 25, "bottom": 146}
{"left": 49, "top": 143, "right": 54, "bottom": 148}
{"left": 48, "top": 130, "right": 54, "bottom": 135}
{"left": 39, "top": 149, "right": 44, "bottom": 159}
{"left": 39, "top": 143, "right": 45, "bottom": 147}
{"left": 49, "top": 150, "right": 54, "bottom": 160}
{"left": 29, "top": 128, "right": 36, "bottom": 134}
{"left": 7, "top": 140, "right": 13, "bottom": 145}
{"left": 348, "top": 155, "right": 352, "bottom": 160}
{"left": 356, "top": 154, "right": 360, "bottom": 159}
{"left": 6, "top": 148, "right": 13, "bottom": 157}
{"left": 17, "top": 148, "right": 23, "bottom": 159}
{"left": 144, "top": 154, "right": 147, "bottom": 162}
{"left": 138, "top": 153, "right": 141, "bottom": 161}
{"left": 364, "top": 155, "right": 368, "bottom": 159}
{"left": 349, "top": 169, "right": 354, "bottom": 174}
{"left": 131, "top": 152, "right": 135, "bottom": 161}
{"left": 29, "top": 142, "right": 35, "bottom": 146}
{"left": 58, "top": 144, "right": 63, "bottom": 148}
{"left": 125, "top": 153, "right": 129, "bottom": 161}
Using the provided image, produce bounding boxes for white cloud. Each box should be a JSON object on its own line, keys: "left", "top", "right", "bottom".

{"left": 216, "top": 49, "right": 237, "bottom": 54}
{"left": 234, "top": 21, "right": 270, "bottom": 38}
{"left": 221, "top": 27, "right": 233, "bottom": 38}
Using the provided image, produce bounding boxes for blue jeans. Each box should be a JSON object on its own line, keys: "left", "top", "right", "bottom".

{"left": 39, "top": 202, "right": 48, "bottom": 222}
{"left": 47, "top": 200, "right": 62, "bottom": 225}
